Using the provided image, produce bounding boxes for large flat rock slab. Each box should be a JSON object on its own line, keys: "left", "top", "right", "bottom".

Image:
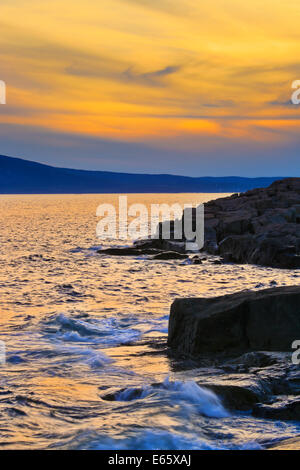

{"left": 168, "top": 286, "right": 300, "bottom": 355}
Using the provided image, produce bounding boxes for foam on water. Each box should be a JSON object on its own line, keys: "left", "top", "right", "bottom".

{"left": 66, "top": 428, "right": 264, "bottom": 450}
{"left": 1, "top": 194, "right": 300, "bottom": 449}
{"left": 44, "top": 313, "right": 142, "bottom": 346}
{"left": 87, "top": 430, "right": 225, "bottom": 450}
{"left": 116, "top": 377, "right": 230, "bottom": 419}
{"left": 55, "top": 345, "right": 114, "bottom": 368}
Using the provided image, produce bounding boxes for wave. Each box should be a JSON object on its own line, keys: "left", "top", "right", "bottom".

{"left": 57, "top": 429, "right": 224, "bottom": 450}
{"left": 43, "top": 314, "right": 141, "bottom": 346}
{"left": 58, "top": 427, "right": 264, "bottom": 450}
{"left": 54, "top": 345, "right": 114, "bottom": 368}
{"left": 90, "top": 430, "right": 223, "bottom": 450}
{"left": 115, "top": 377, "right": 230, "bottom": 419}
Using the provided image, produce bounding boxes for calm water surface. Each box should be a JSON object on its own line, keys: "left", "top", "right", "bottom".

{"left": 0, "top": 194, "right": 299, "bottom": 449}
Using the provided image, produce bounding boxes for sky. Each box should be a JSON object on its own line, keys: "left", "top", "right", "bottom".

{"left": 0, "top": 0, "right": 300, "bottom": 176}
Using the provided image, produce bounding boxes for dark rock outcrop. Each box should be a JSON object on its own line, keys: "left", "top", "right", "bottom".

{"left": 203, "top": 178, "right": 300, "bottom": 268}
{"left": 133, "top": 239, "right": 186, "bottom": 253}
{"left": 125, "top": 178, "right": 300, "bottom": 268}
{"left": 222, "top": 351, "right": 279, "bottom": 372}
{"left": 199, "top": 382, "right": 262, "bottom": 411}
{"left": 253, "top": 398, "right": 300, "bottom": 421}
{"left": 168, "top": 286, "right": 300, "bottom": 355}
{"left": 97, "top": 239, "right": 187, "bottom": 257}
{"left": 101, "top": 350, "right": 300, "bottom": 422}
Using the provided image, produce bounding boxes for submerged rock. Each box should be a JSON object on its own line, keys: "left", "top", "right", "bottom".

{"left": 97, "top": 239, "right": 188, "bottom": 257}
{"left": 168, "top": 286, "right": 300, "bottom": 355}
{"left": 97, "top": 247, "right": 162, "bottom": 256}
{"left": 152, "top": 251, "right": 189, "bottom": 260}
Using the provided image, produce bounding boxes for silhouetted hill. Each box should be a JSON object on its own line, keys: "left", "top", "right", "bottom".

{"left": 0, "top": 155, "right": 286, "bottom": 194}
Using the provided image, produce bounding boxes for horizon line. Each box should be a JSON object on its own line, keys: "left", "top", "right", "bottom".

{"left": 0, "top": 154, "right": 290, "bottom": 180}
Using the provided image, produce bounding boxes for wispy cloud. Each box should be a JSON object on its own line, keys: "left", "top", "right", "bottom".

{"left": 120, "top": 0, "right": 191, "bottom": 17}
{"left": 123, "top": 65, "right": 181, "bottom": 86}
{"left": 0, "top": 0, "right": 300, "bottom": 175}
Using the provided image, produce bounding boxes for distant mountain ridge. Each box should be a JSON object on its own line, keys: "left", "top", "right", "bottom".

{"left": 0, "top": 155, "right": 287, "bottom": 194}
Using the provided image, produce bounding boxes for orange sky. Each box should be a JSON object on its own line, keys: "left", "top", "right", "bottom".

{"left": 0, "top": 0, "right": 300, "bottom": 175}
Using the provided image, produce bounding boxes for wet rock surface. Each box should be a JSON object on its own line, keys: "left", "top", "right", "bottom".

{"left": 166, "top": 286, "right": 300, "bottom": 429}
{"left": 196, "top": 361, "right": 299, "bottom": 412}
{"left": 253, "top": 397, "right": 300, "bottom": 421}
{"left": 101, "top": 350, "right": 300, "bottom": 427}
{"left": 97, "top": 239, "right": 188, "bottom": 258}
{"left": 168, "top": 286, "right": 300, "bottom": 355}
{"left": 199, "top": 382, "right": 261, "bottom": 411}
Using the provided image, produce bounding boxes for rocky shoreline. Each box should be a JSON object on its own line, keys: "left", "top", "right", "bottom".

{"left": 203, "top": 178, "right": 300, "bottom": 268}
{"left": 97, "top": 178, "right": 300, "bottom": 448}
{"left": 167, "top": 286, "right": 300, "bottom": 447}
{"left": 98, "top": 177, "right": 300, "bottom": 269}
{"left": 100, "top": 285, "right": 300, "bottom": 447}
{"left": 168, "top": 286, "right": 300, "bottom": 355}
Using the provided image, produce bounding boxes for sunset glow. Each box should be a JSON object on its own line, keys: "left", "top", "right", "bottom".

{"left": 1, "top": 0, "right": 300, "bottom": 174}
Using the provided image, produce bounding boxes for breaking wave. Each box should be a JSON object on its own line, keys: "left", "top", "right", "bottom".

{"left": 43, "top": 314, "right": 141, "bottom": 346}
{"left": 115, "top": 377, "right": 230, "bottom": 419}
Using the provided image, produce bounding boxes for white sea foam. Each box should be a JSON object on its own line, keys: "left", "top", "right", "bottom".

{"left": 56, "top": 344, "right": 114, "bottom": 368}
{"left": 46, "top": 314, "right": 141, "bottom": 346}
{"left": 83, "top": 430, "right": 224, "bottom": 450}
{"left": 116, "top": 377, "right": 229, "bottom": 419}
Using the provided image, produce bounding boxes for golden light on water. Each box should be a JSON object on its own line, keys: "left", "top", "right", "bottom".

{"left": 0, "top": 193, "right": 300, "bottom": 448}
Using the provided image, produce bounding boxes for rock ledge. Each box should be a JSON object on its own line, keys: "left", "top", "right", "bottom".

{"left": 168, "top": 286, "right": 300, "bottom": 355}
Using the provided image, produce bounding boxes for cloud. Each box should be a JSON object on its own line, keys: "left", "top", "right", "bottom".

{"left": 142, "top": 65, "right": 181, "bottom": 78}
{"left": 230, "top": 62, "right": 300, "bottom": 79}
{"left": 65, "top": 56, "right": 126, "bottom": 80}
{"left": 0, "top": 121, "right": 299, "bottom": 177}
{"left": 268, "top": 99, "right": 297, "bottom": 107}
{"left": 1, "top": 0, "right": 300, "bottom": 176}
{"left": 123, "top": 65, "right": 181, "bottom": 86}
{"left": 120, "top": 0, "right": 190, "bottom": 17}
{"left": 65, "top": 60, "right": 181, "bottom": 90}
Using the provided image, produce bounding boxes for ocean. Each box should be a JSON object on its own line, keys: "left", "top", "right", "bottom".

{"left": 0, "top": 193, "right": 299, "bottom": 449}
